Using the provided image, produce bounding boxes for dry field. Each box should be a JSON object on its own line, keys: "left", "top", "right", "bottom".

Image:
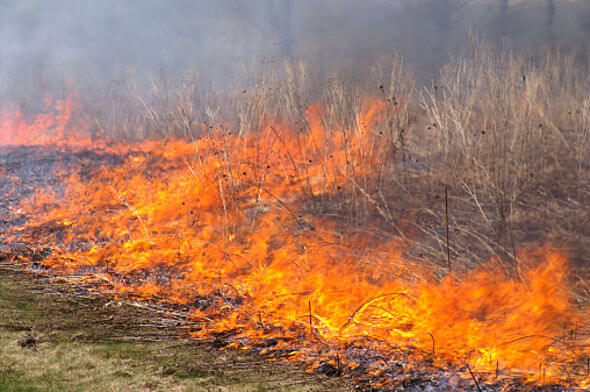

{"left": 1, "top": 40, "right": 588, "bottom": 391}
{"left": 0, "top": 267, "right": 351, "bottom": 392}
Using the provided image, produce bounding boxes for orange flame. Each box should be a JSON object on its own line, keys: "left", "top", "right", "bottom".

{"left": 4, "top": 95, "right": 589, "bottom": 388}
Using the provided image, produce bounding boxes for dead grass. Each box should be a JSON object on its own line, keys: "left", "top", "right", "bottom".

{"left": 72, "top": 37, "right": 589, "bottom": 279}
{"left": 0, "top": 268, "right": 352, "bottom": 392}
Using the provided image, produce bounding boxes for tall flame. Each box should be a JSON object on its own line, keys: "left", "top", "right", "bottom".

{"left": 0, "top": 94, "right": 82, "bottom": 147}
{"left": 3, "top": 95, "right": 589, "bottom": 389}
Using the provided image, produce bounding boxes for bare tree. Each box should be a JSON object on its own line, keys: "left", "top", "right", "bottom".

{"left": 547, "top": 0, "right": 555, "bottom": 46}
{"left": 498, "top": 0, "right": 510, "bottom": 38}
{"left": 266, "top": 0, "right": 293, "bottom": 58}
{"left": 500, "top": 0, "right": 509, "bottom": 18}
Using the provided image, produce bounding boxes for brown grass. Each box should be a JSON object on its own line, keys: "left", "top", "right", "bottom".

{"left": 0, "top": 268, "right": 352, "bottom": 392}
{"left": 79, "top": 38, "right": 589, "bottom": 280}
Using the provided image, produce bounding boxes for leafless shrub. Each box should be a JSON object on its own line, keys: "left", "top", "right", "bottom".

{"left": 418, "top": 37, "right": 589, "bottom": 271}
{"left": 86, "top": 38, "right": 588, "bottom": 275}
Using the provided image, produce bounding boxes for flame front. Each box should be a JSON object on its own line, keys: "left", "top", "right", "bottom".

{"left": 3, "top": 95, "right": 589, "bottom": 389}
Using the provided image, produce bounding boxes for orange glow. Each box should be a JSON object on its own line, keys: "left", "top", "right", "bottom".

{"left": 3, "top": 95, "right": 589, "bottom": 388}
{"left": 1, "top": 94, "right": 81, "bottom": 147}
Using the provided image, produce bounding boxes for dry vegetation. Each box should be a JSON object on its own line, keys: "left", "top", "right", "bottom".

{"left": 2, "top": 38, "right": 588, "bottom": 390}
{"left": 84, "top": 39, "right": 589, "bottom": 280}
{"left": 0, "top": 267, "right": 351, "bottom": 392}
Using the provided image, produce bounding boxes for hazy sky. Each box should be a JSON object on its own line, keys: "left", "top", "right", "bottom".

{"left": 0, "top": 0, "right": 588, "bottom": 97}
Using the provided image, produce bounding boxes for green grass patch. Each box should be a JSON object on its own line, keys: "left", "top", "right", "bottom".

{"left": 0, "top": 268, "right": 351, "bottom": 392}
{"left": 0, "top": 369, "right": 56, "bottom": 392}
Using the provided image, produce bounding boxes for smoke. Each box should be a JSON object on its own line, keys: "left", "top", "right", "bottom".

{"left": 0, "top": 0, "right": 589, "bottom": 100}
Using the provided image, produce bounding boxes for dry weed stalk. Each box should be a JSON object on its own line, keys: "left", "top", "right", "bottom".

{"left": 81, "top": 38, "right": 588, "bottom": 274}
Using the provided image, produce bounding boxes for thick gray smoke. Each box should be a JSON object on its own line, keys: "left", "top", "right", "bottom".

{"left": 0, "top": 0, "right": 589, "bottom": 100}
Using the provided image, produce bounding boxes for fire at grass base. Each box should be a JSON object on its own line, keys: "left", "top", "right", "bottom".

{"left": 0, "top": 53, "right": 589, "bottom": 391}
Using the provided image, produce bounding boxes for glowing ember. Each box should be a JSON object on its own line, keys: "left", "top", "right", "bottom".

{"left": 2, "top": 95, "right": 589, "bottom": 389}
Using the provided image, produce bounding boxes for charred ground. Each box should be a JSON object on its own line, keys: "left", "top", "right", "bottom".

{"left": 0, "top": 40, "right": 589, "bottom": 391}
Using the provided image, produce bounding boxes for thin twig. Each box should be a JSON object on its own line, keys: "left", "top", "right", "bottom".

{"left": 109, "top": 186, "right": 150, "bottom": 239}
{"left": 506, "top": 204, "right": 520, "bottom": 279}
{"left": 465, "top": 363, "right": 483, "bottom": 392}
{"left": 308, "top": 300, "right": 313, "bottom": 340}
{"left": 339, "top": 292, "right": 408, "bottom": 332}
{"left": 426, "top": 332, "right": 435, "bottom": 355}
{"left": 444, "top": 186, "right": 452, "bottom": 276}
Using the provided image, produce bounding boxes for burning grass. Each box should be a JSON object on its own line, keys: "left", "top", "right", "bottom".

{"left": 0, "top": 267, "right": 348, "bottom": 392}
{"left": 0, "top": 42, "right": 588, "bottom": 391}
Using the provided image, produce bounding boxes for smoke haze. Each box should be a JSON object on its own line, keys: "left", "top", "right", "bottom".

{"left": 1, "top": 0, "right": 589, "bottom": 99}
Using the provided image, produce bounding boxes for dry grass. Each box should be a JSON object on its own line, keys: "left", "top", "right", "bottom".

{"left": 78, "top": 38, "right": 589, "bottom": 280}
{"left": 417, "top": 38, "right": 590, "bottom": 272}
{"left": 0, "top": 268, "right": 352, "bottom": 392}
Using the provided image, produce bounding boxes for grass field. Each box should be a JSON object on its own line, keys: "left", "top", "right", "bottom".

{"left": 1, "top": 37, "right": 588, "bottom": 390}
{"left": 0, "top": 268, "right": 351, "bottom": 392}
